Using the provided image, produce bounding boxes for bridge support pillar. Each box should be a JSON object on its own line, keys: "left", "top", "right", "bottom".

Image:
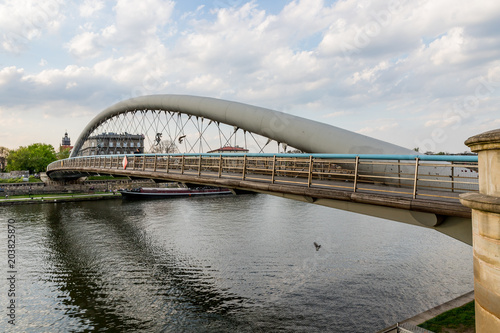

{"left": 460, "top": 129, "right": 500, "bottom": 333}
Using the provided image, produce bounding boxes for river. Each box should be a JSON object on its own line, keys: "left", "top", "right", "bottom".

{"left": 0, "top": 193, "right": 473, "bottom": 332}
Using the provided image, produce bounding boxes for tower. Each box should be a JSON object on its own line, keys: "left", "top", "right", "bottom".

{"left": 60, "top": 131, "right": 73, "bottom": 152}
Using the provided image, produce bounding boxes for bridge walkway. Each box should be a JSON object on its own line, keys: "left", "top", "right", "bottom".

{"left": 127, "top": 167, "right": 471, "bottom": 219}
{"left": 47, "top": 153, "right": 474, "bottom": 220}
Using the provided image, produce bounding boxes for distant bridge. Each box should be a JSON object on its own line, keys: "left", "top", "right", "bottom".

{"left": 48, "top": 95, "right": 478, "bottom": 245}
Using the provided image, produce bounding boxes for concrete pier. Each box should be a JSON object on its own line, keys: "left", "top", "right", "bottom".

{"left": 460, "top": 129, "right": 500, "bottom": 332}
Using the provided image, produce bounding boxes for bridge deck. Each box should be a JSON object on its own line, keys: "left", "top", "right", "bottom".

{"left": 47, "top": 153, "right": 474, "bottom": 219}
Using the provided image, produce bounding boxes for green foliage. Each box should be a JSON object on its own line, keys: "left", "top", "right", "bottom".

{"left": 6, "top": 143, "right": 57, "bottom": 174}
{"left": 0, "top": 175, "right": 41, "bottom": 184}
{"left": 0, "top": 177, "right": 23, "bottom": 183}
{"left": 29, "top": 175, "right": 42, "bottom": 182}
{"left": 419, "top": 301, "right": 475, "bottom": 333}
{"left": 57, "top": 147, "right": 71, "bottom": 160}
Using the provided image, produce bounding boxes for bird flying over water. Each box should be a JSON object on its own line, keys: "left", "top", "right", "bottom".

{"left": 314, "top": 242, "right": 321, "bottom": 251}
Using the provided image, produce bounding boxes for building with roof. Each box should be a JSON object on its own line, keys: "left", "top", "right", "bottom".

{"left": 79, "top": 132, "right": 145, "bottom": 156}
{"left": 207, "top": 146, "right": 249, "bottom": 154}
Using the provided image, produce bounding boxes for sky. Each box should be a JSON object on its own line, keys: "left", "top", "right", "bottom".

{"left": 1, "top": 0, "right": 499, "bottom": 153}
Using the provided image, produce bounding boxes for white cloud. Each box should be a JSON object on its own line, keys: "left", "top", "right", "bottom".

{"left": 0, "top": 66, "right": 24, "bottom": 86}
{"left": 0, "top": 101, "right": 93, "bottom": 150}
{"left": 357, "top": 122, "right": 399, "bottom": 135}
{"left": 185, "top": 74, "right": 225, "bottom": 92}
{"left": 428, "top": 27, "right": 468, "bottom": 65}
{"left": 66, "top": 31, "right": 102, "bottom": 59}
{"left": 2, "top": 0, "right": 500, "bottom": 153}
{"left": 66, "top": 81, "right": 78, "bottom": 89}
{"left": 67, "top": 0, "right": 175, "bottom": 59}
{"left": 348, "top": 61, "right": 390, "bottom": 84}
{"left": 79, "top": 0, "right": 105, "bottom": 18}
{"left": 323, "top": 111, "right": 352, "bottom": 118}
{"left": 0, "top": 0, "right": 64, "bottom": 53}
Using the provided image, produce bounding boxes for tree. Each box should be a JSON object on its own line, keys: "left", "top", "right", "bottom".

{"left": 150, "top": 140, "right": 179, "bottom": 154}
{"left": 6, "top": 143, "right": 57, "bottom": 174}
{"left": 57, "top": 147, "right": 71, "bottom": 160}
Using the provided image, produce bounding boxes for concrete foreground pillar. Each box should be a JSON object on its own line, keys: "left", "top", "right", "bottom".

{"left": 460, "top": 129, "right": 500, "bottom": 332}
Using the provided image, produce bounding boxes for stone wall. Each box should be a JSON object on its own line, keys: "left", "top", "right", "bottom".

{"left": 0, "top": 179, "right": 157, "bottom": 196}
{"left": 0, "top": 171, "right": 29, "bottom": 179}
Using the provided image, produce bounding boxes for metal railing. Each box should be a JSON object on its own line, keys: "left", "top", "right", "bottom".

{"left": 377, "top": 323, "right": 434, "bottom": 333}
{"left": 47, "top": 153, "right": 479, "bottom": 202}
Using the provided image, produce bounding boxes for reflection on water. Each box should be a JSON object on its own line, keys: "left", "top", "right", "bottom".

{"left": 0, "top": 194, "right": 473, "bottom": 332}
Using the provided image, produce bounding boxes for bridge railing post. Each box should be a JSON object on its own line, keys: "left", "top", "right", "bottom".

{"left": 353, "top": 156, "right": 359, "bottom": 192}
{"left": 218, "top": 155, "right": 223, "bottom": 178}
{"left": 412, "top": 157, "right": 420, "bottom": 199}
{"left": 307, "top": 155, "right": 313, "bottom": 187}
{"left": 451, "top": 161, "right": 455, "bottom": 192}
{"left": 398, "top": 159, "right": 401, "bottom": 187}
{"left": 153, "top": 155, "right": 158, "bottom": 172}
{"left": 198, "top": 155, "right": 202, "bottom": 176}
{"left": 242, "top": 155, "right": 247, "bottom": 180}
{"left": 271, "top": 155, "right": 277, "bottom": 184}
{"left": 181, "top": 155, "right": 185, "bottom": 175}
{"left": 460, "top": 129, "right": 500, "bottom": 332}
{"left": 166, "top": 155, "right": 170, "bottom": 173}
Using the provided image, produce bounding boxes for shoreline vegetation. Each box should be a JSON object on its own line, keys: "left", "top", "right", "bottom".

{"left": 418, "top": 301, "right": 475, "bottom": 333}
{"left": 0, "top": 175, "right": 42, "bottom": 183}
{"left": 0, "top": 191, "right": 122, "bottom": 205}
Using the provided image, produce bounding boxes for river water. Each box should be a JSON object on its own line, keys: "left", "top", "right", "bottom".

{"left": 1, "top": 194, "right": 473, "bottom": 332}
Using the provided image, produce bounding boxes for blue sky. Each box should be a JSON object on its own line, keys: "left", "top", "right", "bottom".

{"left": 1, "top": 0, "right": 499, "bottom": 153}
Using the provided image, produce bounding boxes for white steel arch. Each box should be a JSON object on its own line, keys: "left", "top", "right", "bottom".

{"left": 71, "top": 94, "right": 415, "bottom": 158}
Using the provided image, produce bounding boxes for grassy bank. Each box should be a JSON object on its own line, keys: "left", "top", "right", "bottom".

{"left": 0, "top": 192, "right": 110, "bottom": 200}
{"left": 418, "top": 301, "right": 475, "bottom": 333}
{"left": 0, "top": 175, "right": 43, "bottom": 183}
{"left": 0, "top": 192, "right": 122, "bottom": 205}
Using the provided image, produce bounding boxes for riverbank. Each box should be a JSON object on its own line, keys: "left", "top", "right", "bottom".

{"left": 0, "top": 178, "right": 156, "bottom": 196}
{"left": 0, "top": 192, "right": 122, "bottom": 205}
{"left": 377, "top": 291, "right": 475, "bottom": 333}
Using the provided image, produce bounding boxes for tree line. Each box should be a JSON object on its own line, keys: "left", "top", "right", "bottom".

{"left": 0, "top": 143, "right": 70, "bottom": 174}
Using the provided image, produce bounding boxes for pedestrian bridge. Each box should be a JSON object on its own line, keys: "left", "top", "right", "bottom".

{"left": 47, "top": 95, "right": 478, "bottom": 245}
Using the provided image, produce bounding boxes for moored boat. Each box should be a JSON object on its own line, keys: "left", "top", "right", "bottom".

{"left": 119, "top": 186, "right": 233, "bottom": 199}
